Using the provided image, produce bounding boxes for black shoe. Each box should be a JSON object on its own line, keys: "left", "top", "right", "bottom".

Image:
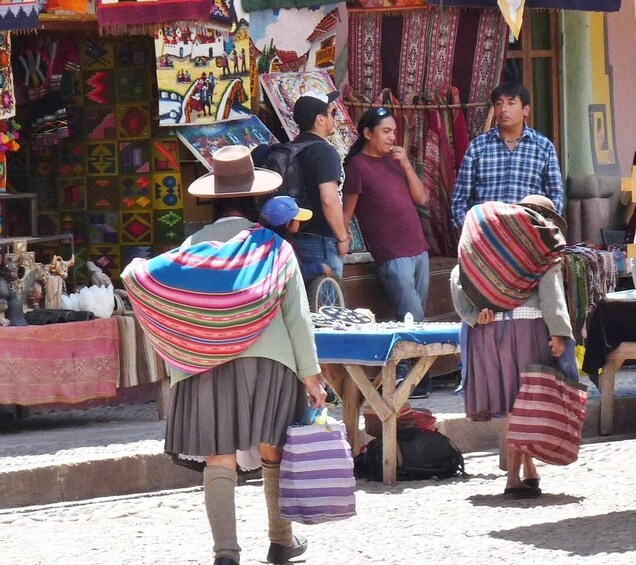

{"left": 267, "top": 534, "right": 308, "bottom": 564}
{"left": 214, "top": 557, "right": 239, "bottom": 565}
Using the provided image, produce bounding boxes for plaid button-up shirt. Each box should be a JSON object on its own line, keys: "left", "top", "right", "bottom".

{"left": 451, "top": 126, "right": 564, "bottom": 228}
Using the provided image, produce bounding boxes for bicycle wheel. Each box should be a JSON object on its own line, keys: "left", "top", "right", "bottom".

{"left": 307, "top": 274, "right": 347, "bottom": 312}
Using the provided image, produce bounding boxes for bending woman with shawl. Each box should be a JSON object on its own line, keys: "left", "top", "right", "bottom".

{"left": 450, "top": 195, "right": 574, "bottom": 500}
{"left": 122, "top": 146, "right": 326, "bottom": 564}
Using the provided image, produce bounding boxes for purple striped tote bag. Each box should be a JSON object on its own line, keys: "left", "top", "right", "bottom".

{"left": 279, "top": 413, "right": 356, "bottom": 524}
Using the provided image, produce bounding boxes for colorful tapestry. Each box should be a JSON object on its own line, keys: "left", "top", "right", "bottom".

{"left": 155, "top": 21, "right": 251, "bottom": 126}
{"left": 260, "top": 70, "right": 357, "bottom": 160}
{"left": 176, "top": 115, "right": 278, "bottom": 172}
{"left": 348, "top": 7, "right": 507, "bottom": 137}
{"left": 0, "top": 32, "right": 14, "bottom": 119}
{"left": 8, "top": 35, "right": 183, "bottom": 284}
{"left": 0, "top": 0, "right": 39, "bottom": 32}
{"left": 97, "top": 0, "right": 210, "bottom": 31}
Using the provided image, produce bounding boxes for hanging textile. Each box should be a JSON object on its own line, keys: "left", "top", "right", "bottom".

{"left": 348, "top": 7, "right": 508, "bottom": 136}
{"left": 426, "top": 0, "right": 621, "bottom": 11}
{"left": 0, "top": 32, "right": 15, "bottom": 120}
{"left": 0, "top": 0, "right": 39, "bottom": 32}
{"left": 96, "top": 0, "right": 212, "bottom": 32}
{"left": 410, "top": 87, "right": 467, "bottom": 257}
{"left": 497, "top": 0, "right": 525, "bottom": 39}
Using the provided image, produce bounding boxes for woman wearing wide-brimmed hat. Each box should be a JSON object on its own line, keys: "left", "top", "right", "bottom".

{"left": 123, "top": 145, "right": 326, "bottom": 564}
{"left": 450, "top": 194, "right": 574, "bottom": 500}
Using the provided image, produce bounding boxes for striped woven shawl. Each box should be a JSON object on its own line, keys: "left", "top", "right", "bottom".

{"left": 458, "top": 201, "right": 565, "bottom": 311}
{"left": 121, "top": 227, "right": 294, "bottom": 373}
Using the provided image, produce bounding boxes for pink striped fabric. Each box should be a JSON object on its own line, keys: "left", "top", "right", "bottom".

{"left": 280, "top": 422, "right": 356, "bottom": 524}
{"left": 507, "top": 366, "right": 587, "bottom": 466}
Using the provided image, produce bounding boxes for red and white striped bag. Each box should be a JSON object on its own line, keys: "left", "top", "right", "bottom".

{"left": 507, "top": 366, "right": 588, "bottom": 466}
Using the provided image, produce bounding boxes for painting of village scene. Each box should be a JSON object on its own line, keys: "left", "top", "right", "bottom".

{"left": 176, "top": 115, "right": 278, "bottom": 171}
{"left": 154, "top": 19, "right": 251, "bottom": 126}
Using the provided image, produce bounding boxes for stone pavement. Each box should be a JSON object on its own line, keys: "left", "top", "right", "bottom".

{"left": 1, "top": 435, "right": 635, "bottom": 564}
{"left": 1, "top": 368, "right": 636, "bottom": 511}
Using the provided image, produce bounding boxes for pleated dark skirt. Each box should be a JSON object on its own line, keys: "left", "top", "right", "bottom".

{"left": 165, "top": 357, "right": 308, "bottom": 463}
{"left": 463, "top": 318, "right": 556, "bottom": 421}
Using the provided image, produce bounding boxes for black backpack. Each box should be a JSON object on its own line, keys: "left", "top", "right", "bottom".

{"left": 354, "top": 428, "right": 466, "bottom": 482}
{"left": 264, "top": 140, "right": 321, "bottom": 208}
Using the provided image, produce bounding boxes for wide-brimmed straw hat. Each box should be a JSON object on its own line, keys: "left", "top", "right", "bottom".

{"left": 188, "top": 145, "right": 282, "bottom": 198}
{"left": 519, "top": 194, "right": 567, "bottom": 235}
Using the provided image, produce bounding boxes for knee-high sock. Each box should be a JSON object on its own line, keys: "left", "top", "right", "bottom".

{"left": 262, "top": 460, "right": 293, "bottom": 546}
{"left": 203, "top": 465, "right": 241, "bottom": 562}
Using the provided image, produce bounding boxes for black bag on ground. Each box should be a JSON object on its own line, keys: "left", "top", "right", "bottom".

{"left": 265, "top": 140, "right": 320, "bottom": 207}
{"left": 354, "top": 428, "right": 466, "bottom": 481}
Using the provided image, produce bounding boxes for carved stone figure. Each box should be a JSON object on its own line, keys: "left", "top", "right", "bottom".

{"left": 44, "top": 254, "right": 75, "bottom": 310}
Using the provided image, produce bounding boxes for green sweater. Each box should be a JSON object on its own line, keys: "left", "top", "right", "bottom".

{"left": 168, "top": 217, "right": 321, "bottom": 387}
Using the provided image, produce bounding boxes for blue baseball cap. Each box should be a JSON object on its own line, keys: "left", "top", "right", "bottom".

{"left": 261, "top": 196, "right": 313, "bottom": 227}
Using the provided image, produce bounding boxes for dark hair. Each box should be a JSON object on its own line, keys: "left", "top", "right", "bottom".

{"left": 211, "top": 196, "right": 261, "bottom": 223}
{"left": 490, "top": 82, "right": 531, "bottom": 107}
{"left": 344, "top": 107, "right": 394, "bottom": 168}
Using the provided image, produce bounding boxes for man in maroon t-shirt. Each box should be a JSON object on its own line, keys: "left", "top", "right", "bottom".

{"left": 343, "top": 107, "right": 431, "bottom": 396}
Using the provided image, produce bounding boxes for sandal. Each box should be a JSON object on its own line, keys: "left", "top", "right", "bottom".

{"left": 523, "top": 477, "right": 540, "bottom": 489}
{"left": 504, "top": 485, "right": 542, "bottom": 499}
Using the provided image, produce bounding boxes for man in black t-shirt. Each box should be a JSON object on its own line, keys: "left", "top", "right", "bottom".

{"left": 292, "top": 91, "right": 349, "bottom": 277}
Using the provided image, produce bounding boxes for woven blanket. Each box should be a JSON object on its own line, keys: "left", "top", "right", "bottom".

{"left": 121, "top": 227, "right": 295, "bottom": 373}
{"left": 458, "top": 202, "right": 566, "bottom": 312}
{"left": 96, "top": 0, "right": 211, "bottom": 31}
{"left": 0, "top": 319, "right": 119, "bottom": 406}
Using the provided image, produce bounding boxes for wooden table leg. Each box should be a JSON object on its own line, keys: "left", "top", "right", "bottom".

{"left": 599, "top": 356, "right": 622, "bottom": 436}
{"left": 381, "top": 362, "right": 398, "bottom": 485}
{"left": 342, "top": 370, "right": 365, "bottom": 456}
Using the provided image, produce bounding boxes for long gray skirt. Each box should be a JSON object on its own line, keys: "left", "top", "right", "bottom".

{"left": 165, "top": 357, "right": 308, "bottom": 464}
{"left": 463, "top": 318, "right": 556, "bottom": 421}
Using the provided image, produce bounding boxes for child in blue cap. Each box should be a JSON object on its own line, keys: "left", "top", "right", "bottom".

{"left": 260, "top": 195, "right": 333, "bottom": 282}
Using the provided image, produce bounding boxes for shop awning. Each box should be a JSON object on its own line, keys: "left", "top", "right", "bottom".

{"left": 426, "top": 1, "right": 620, "bottom": 11}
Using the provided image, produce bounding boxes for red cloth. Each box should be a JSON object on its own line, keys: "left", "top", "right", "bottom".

{"left": 0, "top": 318, "right": 120, "bottom": 406}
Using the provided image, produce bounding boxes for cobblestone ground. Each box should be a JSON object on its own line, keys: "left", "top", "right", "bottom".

{"left": 1, "top": 437, "right": 635, "bottom": 565}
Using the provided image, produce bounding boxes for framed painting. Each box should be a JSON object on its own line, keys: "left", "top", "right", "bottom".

{"left": 176, "top": 115, "right": 278, "bottom": 171}
{"left": 259, "top": 70, "right": 358, "bottom": 160}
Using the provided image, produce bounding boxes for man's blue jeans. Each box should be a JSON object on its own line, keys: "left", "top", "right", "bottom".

{"left": 295, "top": 233, "right": 344, "bottom": 279}
{"left": 376, "top": 251, "right": 430, "bottom": 321}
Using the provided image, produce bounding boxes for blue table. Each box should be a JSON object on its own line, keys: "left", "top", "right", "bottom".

{"left": 315, "top": 322, "right": 461, "bottom": 484}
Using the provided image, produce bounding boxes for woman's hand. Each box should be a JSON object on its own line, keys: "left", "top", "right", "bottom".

{"left": 303, "top": 374, "right": 327, "bottom": 408}
{"left": 476, "top": 308, "right": 495, "bottom": 325}
{"left": 549, "top": 335, "right": 565, "bottom": 357}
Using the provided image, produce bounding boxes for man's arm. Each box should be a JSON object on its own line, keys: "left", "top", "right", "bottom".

{"left": 319, "top": 180, "right": 350, "bottom": 254}
{"left": 342, "top": 192, "right": 359, "bottom": 230}
{"left": 451, "top": 147, "right": 476, "bottom": 229}
{"left": 390, "top": 146, "right": 427, "bottom": 205}
{"left": 543, "top": 146, "right": 564, "bottom": 214}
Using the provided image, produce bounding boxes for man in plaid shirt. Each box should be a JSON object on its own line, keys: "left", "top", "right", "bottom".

{"left": 451, "top": 82, "right": 564, "bottom": 229}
